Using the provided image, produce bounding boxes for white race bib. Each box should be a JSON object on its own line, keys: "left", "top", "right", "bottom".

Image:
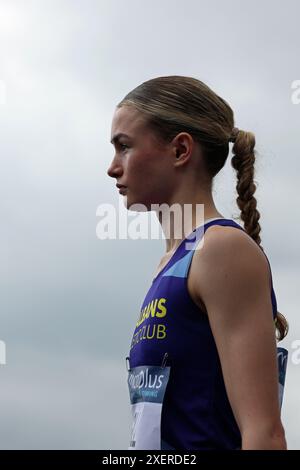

{"left": 126, "top": 353, "right": 170, "bottom": 450}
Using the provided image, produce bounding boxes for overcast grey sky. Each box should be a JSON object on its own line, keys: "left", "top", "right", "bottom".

{"left": 0, "top": 0, "right": 299, "bottom": 449}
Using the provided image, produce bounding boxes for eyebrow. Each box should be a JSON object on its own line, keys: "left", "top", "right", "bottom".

{"left": 110, "top": 133, "right": 131, "bottom": 144}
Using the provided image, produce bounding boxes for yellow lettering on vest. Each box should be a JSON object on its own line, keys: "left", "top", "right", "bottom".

{"left": 146, "top": 324, "right": 156, "bottom": 339}
{"left": 137, "top": 305, "right": 148, "bottom": 327}
{"left": 150, "top": 299, "right": 158, "bottom": 318}
{"left": 156, "top": 298, "right": 167, "bottom": 318}
{"left": 143, "top": 302, "right": 151, "bottom": 320}
{"left": 157, "top": 324, "right": 167, "bottom": 339}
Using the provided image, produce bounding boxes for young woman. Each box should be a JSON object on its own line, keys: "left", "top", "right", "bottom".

{"left": 107, "top": 76, "right": 288, "bottom": 450}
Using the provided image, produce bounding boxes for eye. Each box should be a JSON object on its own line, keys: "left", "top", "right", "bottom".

{"left": 120, "top": 143, "right": 129, "bottom": 151}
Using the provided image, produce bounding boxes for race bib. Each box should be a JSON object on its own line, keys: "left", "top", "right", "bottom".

{"left": 126, "top": 353, "right": 170, "bottom": 450}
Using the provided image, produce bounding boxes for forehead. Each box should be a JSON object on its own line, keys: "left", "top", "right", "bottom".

{"left": 110, "top": 106, "right": 147, "bottom": 140}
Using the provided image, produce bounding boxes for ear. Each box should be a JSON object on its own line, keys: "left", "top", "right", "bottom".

{"left": 173, "top": 132, "right": 194, "bottom": 166}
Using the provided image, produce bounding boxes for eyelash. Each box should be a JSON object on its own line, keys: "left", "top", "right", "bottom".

{"left": 120, "top": 144, "right": 129, "bottom": 151}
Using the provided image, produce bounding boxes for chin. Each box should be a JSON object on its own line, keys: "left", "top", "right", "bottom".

{"left": 122, "top": 195, "right": 152, "bottom": 212}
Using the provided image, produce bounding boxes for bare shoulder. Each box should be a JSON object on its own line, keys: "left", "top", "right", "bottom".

{"left": 187, "top": 224, "right": 271, "bottom": 313}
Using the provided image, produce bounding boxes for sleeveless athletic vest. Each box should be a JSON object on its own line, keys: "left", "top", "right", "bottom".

{"left": 126, "top": 218, "right": 281, "bottom": 450}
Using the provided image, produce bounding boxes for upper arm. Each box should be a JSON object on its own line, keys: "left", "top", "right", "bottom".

{"left": 192, "top": 227, "right": 282, "bottom": 437}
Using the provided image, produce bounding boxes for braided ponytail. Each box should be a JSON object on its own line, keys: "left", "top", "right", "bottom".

{"left": 231, "top": 130, "right": 288, "bottom": 341}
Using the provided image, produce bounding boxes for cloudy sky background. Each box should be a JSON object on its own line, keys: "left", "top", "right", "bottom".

{"left": 0, "top": 0, "right": 299, "bottom": 449}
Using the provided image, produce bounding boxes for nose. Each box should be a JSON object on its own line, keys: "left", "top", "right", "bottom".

{"left": 107, "top": 156, "right": 123, "bottom": 179}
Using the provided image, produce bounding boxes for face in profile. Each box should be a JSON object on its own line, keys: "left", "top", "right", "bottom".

{"left": 107, "top": 105, "right": 175, "bottom": 211}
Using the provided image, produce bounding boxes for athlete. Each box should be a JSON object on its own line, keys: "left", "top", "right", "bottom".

{"left": 107, "top": 75, "right": 288, "bottom": 450}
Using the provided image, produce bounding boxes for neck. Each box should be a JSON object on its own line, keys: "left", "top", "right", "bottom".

{"left": 155, "top": 190, "right": 224, "bottom": 254}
